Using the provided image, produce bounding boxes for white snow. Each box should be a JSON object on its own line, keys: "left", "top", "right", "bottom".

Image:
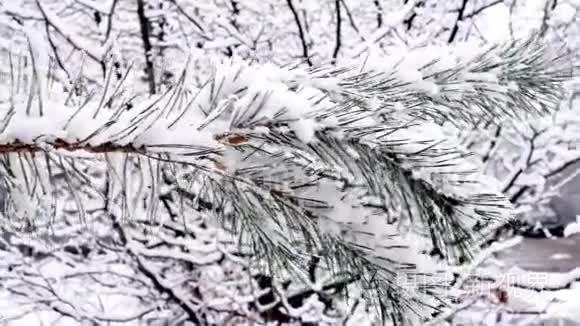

{"left": 289, "top": 118, "right": 317, "bottom": 143}
{"left": 564, "top": 216, "right": 580, "bottom": 237}
{"left": 550, "top": 3, "right": 578, "bottom": 26}
{"left": 476, "top": 3, "right": 511, "bottom": 42}
{"left": 550, "top": 253, "right": 573, "bottom": 260}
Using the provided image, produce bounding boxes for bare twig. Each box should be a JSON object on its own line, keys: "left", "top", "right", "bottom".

{"left": 332, "top": 0, "right": 342, "bottom": 63}
{"left": 286, "top": 0, "right": 313, "bottom": 66}
{"left": 136, "top": 0, "right": 156, "bottom": 95}
{"left": 448, "top": 0, "right": 469, "bottom": 43}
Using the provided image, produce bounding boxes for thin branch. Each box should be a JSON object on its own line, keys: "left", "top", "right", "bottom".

{"left": 374, "top": 0, "right": 383, "bottom": 28}
{"left": 44, "top": 22, "right": 70, "bottom": 79}
{"left": 502, "top": 132, "right": 538, "bottom": 194}
{"left": 463, "top": 0, "right": 504, "bottom": 20}
{"left": 168, "top": 0, "right": 206, "bottom": 34}
{"left": 546, "top": 156, "right": 580, "bottom": 180}
{"left": 402, "top": 0, "right": 423, "bottom": 31}
{"left": 109, "top": 213, "right": 202, "bottom": 324}
{"left": 286, "top": 0, "right": 313, "bottom": 66}
{"left": 136, "top": 0, "right": 156, "bottom": 95}
{"left": 35, "top": 0, "right": 104, "bottom": 65}
{"left": 0, "top": 140, "right": 145, "bottom": 154}
{"left": 339, "top": 0, "right": 360, "bottom": 34}
{"left": 482, "top": 125, "right": 502, "bottom": 163}
{"left": 104, "top": 0, "right": 119, "bottom": 43}
{"left": 539, "top": 0, "right": 557, "bottom": 37}
{"left": 332, "top": 0, "right": 342, "bottom": 63}
{"left": 230, "top": 0, "right": 240, "bottom": 30}
{"left": 448, "top": 0, "right": 469, "bottom": 43}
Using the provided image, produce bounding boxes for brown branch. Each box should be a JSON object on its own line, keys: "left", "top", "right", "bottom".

{"left": 0, "top": 140, "right": 144, "bottom": 154}
{"left": 0, "top": 132, "right": 245, "bottom": 154}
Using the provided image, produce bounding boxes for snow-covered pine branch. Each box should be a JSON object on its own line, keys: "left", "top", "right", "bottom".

{"left": 455, "top": 73, "right": 580, "bottom": 238}
{"left": 0, "top": 35, "right": 575, "bottom": 324}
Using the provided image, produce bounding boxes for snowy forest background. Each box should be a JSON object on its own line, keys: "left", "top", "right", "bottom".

{"left": 0, "top": 0, "right": 579, "bottom": 325}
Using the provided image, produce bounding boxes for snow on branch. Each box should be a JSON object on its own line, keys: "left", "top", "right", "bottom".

{"left": 0, "top": 35, "right": 576, "bottom": 324}
{"left": 345, "top": 35, "right": 573, "bottom": 126}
